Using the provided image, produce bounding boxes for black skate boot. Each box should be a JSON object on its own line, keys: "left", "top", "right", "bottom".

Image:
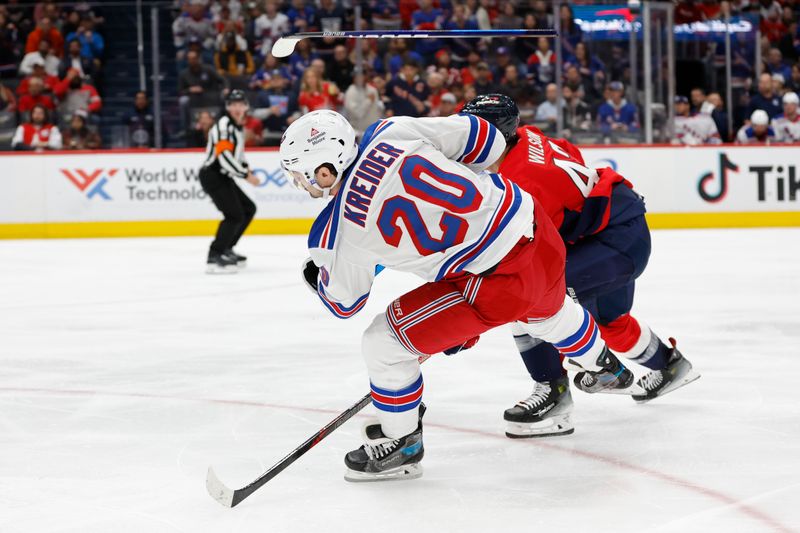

{"left": 206, "top": 250, "right": 238, "bottom": 274}
{"left": 344, "top": 404, "right": 425, "bottom": 482}
{"left": 224, "top": 248, "right": 247, "bottom": 268}
{"left": 571, "top": 347, "right": 634, "bottom": 393}
{"left": 504, "top": 375, "right": 574, "bottom": 438}
{"left": 632, "top": 338, "right": 700, "bottom": 403}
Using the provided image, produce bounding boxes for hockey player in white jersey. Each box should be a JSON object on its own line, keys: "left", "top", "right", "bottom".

{"left": 673, "top": 95, "right": 722, "bottom": 145}
{"left": 772, "top": 92, "right": 800, "bottom": 143}
{"left": 279, "top": 110, "right": 633, "bottom": 482}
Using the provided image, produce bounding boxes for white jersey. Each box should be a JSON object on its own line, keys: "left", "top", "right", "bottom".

{"left": 674, "top": 114, "right": 721, "bottom": 145}
{"left": 308, "top": 115, "right": 534, "bottom": 318}
{"left": 771, "top": 114, "right": 800, "bottom": 143}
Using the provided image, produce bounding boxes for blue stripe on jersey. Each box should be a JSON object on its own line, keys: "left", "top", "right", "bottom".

{"left": 308, "top": 199, "right": 336, "bottom": 249}
{"left": 456, "top": 181, "right": 523, "bottom": 273}
{"left": 458, "top": 113, "right": 479, "bottom": 162}
{"left": 473, "top": 122, "right": 497, "bottom": 165}
{"left": 359, "top": 119, "right": 393, "bottom": 151}
{"left": 434, "top": 177, "right": 507, "bottom": 280}
{"left": 317, "top": 283, "right": 369, "bottom": 319}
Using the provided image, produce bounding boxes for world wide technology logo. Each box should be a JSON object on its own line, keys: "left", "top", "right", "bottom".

{"left": 61, "top": 168, "right": 118, "bottom": 200}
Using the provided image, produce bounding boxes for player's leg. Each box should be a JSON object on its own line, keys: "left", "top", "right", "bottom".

{"left": 200, "top": 170, "right": 246, "bottom": 273}
{"left": 346, "top": 280, "right": 504, "bottom": 482}
{"left": 226, "top": 183, "right": 256, "bottom": 267}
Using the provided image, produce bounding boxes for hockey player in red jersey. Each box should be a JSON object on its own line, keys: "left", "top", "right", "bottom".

{"left": 280, "top": 110, "right": 634, "bottom": 481}
{"left": 463, "top": 94, "right": 699, "bottom": 438}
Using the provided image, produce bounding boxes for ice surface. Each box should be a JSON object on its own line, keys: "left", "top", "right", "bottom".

{"left": 1, "top": 229, "right": 798, "bottom": 532}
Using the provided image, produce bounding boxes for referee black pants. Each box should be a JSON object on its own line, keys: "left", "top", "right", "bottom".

{"left": 199, "top": 167, "right": 256, "bottom": 254}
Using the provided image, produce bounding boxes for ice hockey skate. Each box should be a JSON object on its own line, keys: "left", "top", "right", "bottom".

{"left": 570, "top": 347, "right": 634, "bottom": 393}
{"left": 224, "top": 248, "right": 247, "bottom": 268}
{"left": 206, "top": 251, "right": 239, "bottom": 274}
{"left": 504, "top": 376, "right": 574, "bottom": 438}
{"left": 344, "top": 405, "right": 425, "bottom": 483}
{"left": 632, "top": 338, "right": 700, "bottom": 403}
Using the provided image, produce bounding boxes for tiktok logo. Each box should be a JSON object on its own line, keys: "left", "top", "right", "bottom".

{"left": 698, "top": 153, "right": 739, "bottom": 203}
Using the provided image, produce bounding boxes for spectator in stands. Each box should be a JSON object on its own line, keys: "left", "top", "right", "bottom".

{"left": 372, "top": 73, "right": 390, "bottom": 110}
{"left": 495, "top": 2, "right": 522, "bottom": 30}
{"left": 243, "top": 111, "right": 264, "bottom": 146}
{"left": 326, "top": 45, "right": 354, "bottom": 93}
{"left": 474, "top": 0, "right": 493, "bottom": 31}
{"left": 371, "top": 0, "right": 401, "bottom": 31}
{"left": 772, "top": 92, "right": 800, "bottom": 143}
{"left": 187, "top": 109, "right": 215, "bottom": 148}
{"left": 675, "top": 0, "right": 705, "bottom": 23}
{"left": 473, "top": 62, "right": 498, "bottom": 96}
{"left": 253, "top": 0, "right": 289, "bottom": 59}
{"left": 438, "top": 92, "right": 458, "bottom": 117}
{"left": 65, "top": 18, "right": 104, "bottom": 65}
{"left": 790, "top": 64, "right": 800, "bottom": 93}
{"left": 33, "top": 0, "right": 61, "bottom": 25}
{"left": 386, "top": 60, "right": 429, "bottom": 117}
{"left": 598, "top": 81, "right": 639, "bottom": 134}
{"left": 514, "top": 13, "right": 540, "bottom": 60}
{"left": 0, "top": 12, "right": 20, "bottom": 73}
{"left": 564, "top": 64, "right": 596, "bottom": 107}
{"left": 298, "top": 68, "right": 339, "bottom": 112}
{"left": 344, "top": 71, "right": 383, "bottom": 134}
{"left": 317, "top": 0, "right": 346, "bottom": 32}
{"left": 59, "top": 38, "right": 94, "bottom": 80}
{"left": 459, "top": 50, "right": 483, "bottom": 86}
{"left": 427, "top": 49, "right": 461, "bottom": 86}
{"left": 54, "top": 68, "right": 102, "bottom": 120}
{"left": 766, "top": 48, "right": 792, "bottom": 81}
{"left": 760, "top": 6, "right": 786, "bottom": 44}
{"left": 673, "top": 94, "right": 721, "bottom": 145}
{"left": 411, "top": 0, "right": 443, "bottom": 57}
{"left": 17, "top": 76, "right": 55, "bottom": 113}
{"left": 215, "top": 30, "right": 255, "bottom": 77}
{"left": 386, "top": 38, "right": 423, "bottom": 76}
{"left": 251, "top": 53, "right": 291, "bottom": 91}
{"left": 125, "top": 91, "right": 160, "bottom": 148}
{"left": 213, "top": 4, "right": 243, "bottom": 35}
{"left": 0, "top": 80, "right": 17, "bottom": 113}
{"left": 179, "top": 49, "right": 229, "bottom": 108}
{"left": 172, "top": 2, "right": 216, "bottom": 61}
{"left": 567, "top": 42, "right": 604, "bottom": 87}
{"left": 558, "top": 5, "right": 583, "bottom": 58}
{"left": 690, "top": 87, "right": 707, "bottom": 113}
{"left": 534, "top": 83, "right": 559, "bottom": 130}
{"left": 500, "top": 64, "right": 532, "bottom": 104}
{"left": 211, "top": 0, "right": 242, "bottom": 23}
{"left": 62, "top": 110, "right": 100, "bottom": 149}
{"left": 11, "top": 104, "right": 62, "bottom": 150}
{"left": 490, "top": 47, "right": 517, "bottom": 84}
{"left": 18, "top": 59, "right": 59, "bottom": 95}
{"left": 19, "top": 38, "right": 59, "bottom": 76}
{"left": 527, "top": 37, "right": 556, "bottom": 88}
{"left": 443, "top": 5, "right": 479, "bottom": 62}
{"left": 61, "top": 10, "right": 82, "bottom": 38}
{"left": 749, "top": 72, "right": 783, "bottom": 118}
{"left": 737, "top": 109, "right": 776, "bottom": 144}
{"left": 289, "top": 38, "right": 317, "bottom": 80}
{"left": 25, "top": 17, "right": 63, "bottom": 57}
{"left": 425, "top": 71, "right": 446, "bottom": 111}
{"left": 707, "top": 92, "right": 730, "bottom": 141}
{"left": 252, "top": 68, "right": 298, "bottom": 138}
{"left": 562, "top": 85, "right": 592, "bottom": 137}
{"left": 772, "top": 73, "right": 786, "bottom": 96}
{"left": 286, "top": 0, "right": 318, "bottom": 34}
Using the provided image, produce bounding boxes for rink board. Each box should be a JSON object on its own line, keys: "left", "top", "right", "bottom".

{"left": 1, "top": 144, "right": 798, "bottom": 238}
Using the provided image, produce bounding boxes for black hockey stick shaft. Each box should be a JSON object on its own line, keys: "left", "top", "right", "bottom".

{"left": 229, "top": 392, "right": 372, "bottom": 507}
{"left": 208, "top": 355, "right": 431, "bottom": 507}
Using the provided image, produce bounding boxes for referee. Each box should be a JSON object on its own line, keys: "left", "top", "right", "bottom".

{"left": 199, "top": 90, "right": 260, "bottom": 274}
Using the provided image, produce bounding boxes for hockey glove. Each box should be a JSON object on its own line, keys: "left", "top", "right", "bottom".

{"left": 301, "top": 257, "right": 319, "bottom": 295}
{"left": 443, "top": 335, "right": 480, "bottom": 356}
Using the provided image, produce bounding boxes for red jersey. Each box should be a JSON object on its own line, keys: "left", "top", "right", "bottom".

{"left": 499, "top": 126, "right": 633, "bottom": 243}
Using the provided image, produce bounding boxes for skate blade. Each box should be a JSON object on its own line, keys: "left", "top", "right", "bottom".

{"left": 634, "top": 366, "right": 701, "bottom": 404}
{"left": 236, "top": 260, "right": 247, "bottom": 269}
{"left": 595, "top": 381, "right": 647, "bottom": 396}
{"left": 505, "top": 415, "right": 574, "bottom": 439}
{"left": 206, "top": 265, "right": 238, "bottom": 275}
{"left": 344, "top": 463, "right": 423, "bottom": 483}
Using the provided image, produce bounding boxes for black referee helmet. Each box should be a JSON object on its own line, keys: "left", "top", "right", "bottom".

{"left": 225, "top": 89, "right": 249, "bottom": 107}
{"left": 462, "top": 94, "right": 520, "bottom": 142}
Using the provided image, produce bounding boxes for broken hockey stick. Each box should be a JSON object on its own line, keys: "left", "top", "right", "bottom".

{"left": 271, "top": 29, "right": 558, "bottom": 58}
{"left": 207, "top": 354, "right": 431, "bottom": 508}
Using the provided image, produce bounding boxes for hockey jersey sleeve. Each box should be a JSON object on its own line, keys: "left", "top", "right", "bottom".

{"left": 388, "top": 114, "right": 507, "bottom": 172}
{"left": 310, "top": 248, "right": 375, "bottom": 319}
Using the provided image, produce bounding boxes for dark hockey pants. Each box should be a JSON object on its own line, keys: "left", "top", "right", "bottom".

{"left": 199, "top": 167, "right": 256, "bottom": 254}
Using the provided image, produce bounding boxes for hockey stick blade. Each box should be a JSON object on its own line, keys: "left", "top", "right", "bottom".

{"left": 272, "top": 29, "right": 558, "bottom": 58}
{"left": 206, "top": 466, "right": 235, "bottom": 507}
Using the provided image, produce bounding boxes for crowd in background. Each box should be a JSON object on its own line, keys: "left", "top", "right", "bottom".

{"left": 1, "top": 0, "right": 800, "bottom": 151}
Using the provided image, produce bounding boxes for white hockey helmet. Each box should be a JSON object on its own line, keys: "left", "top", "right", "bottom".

{"left": 279, "top": 110, "right": 358, "bottom": 198}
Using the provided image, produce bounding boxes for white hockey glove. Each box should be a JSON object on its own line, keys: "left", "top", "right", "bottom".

{"left": 301, "top": 257, "right": 319, "bottom": 295}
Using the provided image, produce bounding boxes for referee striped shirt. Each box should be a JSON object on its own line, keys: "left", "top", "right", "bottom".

{"left": 202, "top": 113, "right": 249, "bottom": 179}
